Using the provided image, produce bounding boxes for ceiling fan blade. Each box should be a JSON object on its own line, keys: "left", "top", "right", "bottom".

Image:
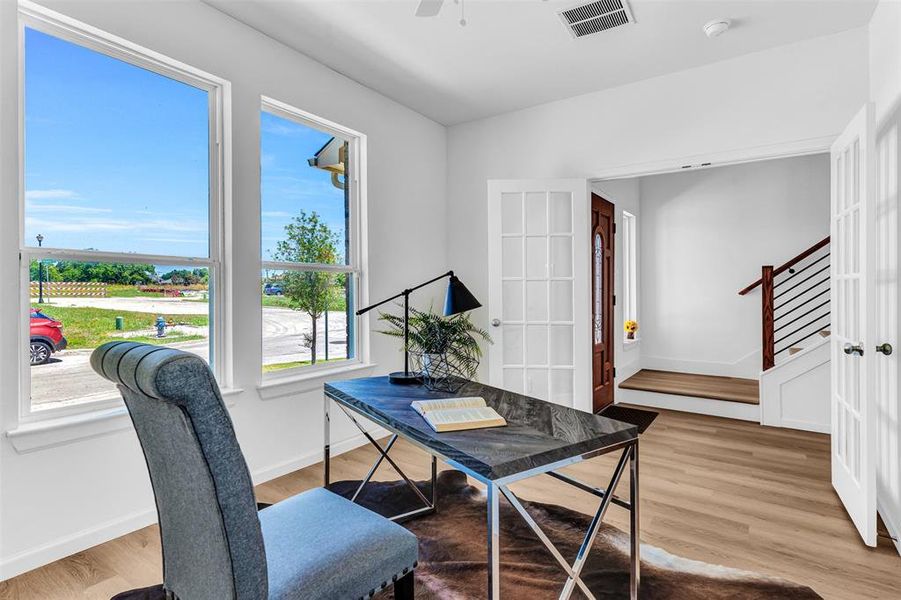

{"left": 415, "top": 0, "right": 444, "bottom": 17}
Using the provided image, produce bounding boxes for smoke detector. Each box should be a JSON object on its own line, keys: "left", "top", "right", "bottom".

{"left": 703, "top": 18, "right": 731, "bottom": 38}
{"left": 558, "top": 0, "right": 635, "bottom": 39}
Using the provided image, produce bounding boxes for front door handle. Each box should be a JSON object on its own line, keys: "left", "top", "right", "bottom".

{"left": 843, "top": 343, "right": 864, "bottom": 357}
{"left": 491, "top": 318, "right": 501, "bottom": 327}
{"left": 876, "top": 343, "right": 893, "bottom": 356}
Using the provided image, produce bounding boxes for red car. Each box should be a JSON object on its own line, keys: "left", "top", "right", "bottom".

{"left": 30, "top": 309, "right": 67, "bottom": 365}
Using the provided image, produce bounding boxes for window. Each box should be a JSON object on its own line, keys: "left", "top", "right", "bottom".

{"left": 20, "top": 15, "right": 225, "bottom": 416}
{"left": 621, "top": 211, "right": 638, "bottom": 342}
{"left": 260, "top": 99, "right": 363, "bottom": 376}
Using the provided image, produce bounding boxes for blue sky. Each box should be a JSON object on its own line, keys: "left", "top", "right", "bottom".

{"left": 261, "top": 112, "right": 347, "bottom": 263}
{"left": 25, "top": 27, "right": 346, "bottom": 265}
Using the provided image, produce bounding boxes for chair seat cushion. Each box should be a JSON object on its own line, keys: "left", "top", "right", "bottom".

{"left": 260, "top": 488, "right": 418, "bottom": 600}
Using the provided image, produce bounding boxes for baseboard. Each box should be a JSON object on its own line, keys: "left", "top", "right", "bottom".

{"left": 0, "top": 507, "right": 157, "bottom": 582}
{"left": 877, "top": 499, "right": 901, "bottom": 557}
{"left": 250, "top": 425, "right": 389, "bottom": 485}
{"left": 616, "top": 388, "right": 760, "bottom": 422}
{"left": 642, "top": 350, "right": 761, "bottom": 380}
{"left": 0, "top": 426, "right": 389, "bottom": 583}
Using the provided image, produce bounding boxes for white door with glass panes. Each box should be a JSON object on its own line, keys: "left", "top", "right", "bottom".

{"left": 830, "top": 103, "right": 877, "bottom": 547}
{"left": 487, "top": 180, "right": 590, "bottom": 412}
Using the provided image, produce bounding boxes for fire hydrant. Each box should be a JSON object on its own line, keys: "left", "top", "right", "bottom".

{"left": 155, "top": 316, "right": 166, "bottom": 338}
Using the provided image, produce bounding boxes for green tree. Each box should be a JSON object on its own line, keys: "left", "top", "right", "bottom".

{"left": 272, "top": 211, "right": 340, "bottom": 364}
{"left": 161, "top": 268, "right": 209, "bottom": 286}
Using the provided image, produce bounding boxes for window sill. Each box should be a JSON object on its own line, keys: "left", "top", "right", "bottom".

{"left": 257, "top": 362, "right": 377, "bottom": 401}
{"left": 6, "top": 388, "right": 243, "bottom": 454}
{"left": 623, "top": 338, "right": 640, "bottom": 350}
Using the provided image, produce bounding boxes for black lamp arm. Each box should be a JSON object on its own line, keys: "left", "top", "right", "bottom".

{"left": 355, "top": 270, "right": 454, "bottom": 316}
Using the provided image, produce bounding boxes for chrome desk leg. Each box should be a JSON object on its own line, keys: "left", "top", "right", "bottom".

{"left": 487, "top": 482, "right": 500, "bottom": 599}
{"left": 560, "top": 446, "right": 631, "bottom": 600}
{"left": 323, "top": 394, "right": 330, "bottom": 487}
{"left": 431, "top": 455, "right": 438, "bottom": 507}
{"left": 630, "top": 441, "right": 640, "bottom": 600}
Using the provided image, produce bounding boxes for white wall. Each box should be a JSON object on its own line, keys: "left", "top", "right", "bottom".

{"left": 0, "top": 0, "right": 448, "bottom": 578}
{"left": 447, "top": 27, "right": 869, "bottom": 389}
{"left": 870, "top": 0, "right": 901, "bottom": 557}
{"left": 637, "top": 154, "right": 830, "bottom": 378}
{"left": 591, "top": 179, "right": 642, "bottom": 385}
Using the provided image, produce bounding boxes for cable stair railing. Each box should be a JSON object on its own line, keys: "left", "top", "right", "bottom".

{"left": 738, "top": 236, "right": 831, "bottom": 371}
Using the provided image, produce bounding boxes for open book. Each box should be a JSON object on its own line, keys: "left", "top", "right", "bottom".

{"left": 410, "top": 397, "right": 507, "bottom": 433}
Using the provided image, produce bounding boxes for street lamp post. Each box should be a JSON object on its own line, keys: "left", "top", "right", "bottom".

{"left": 36, "top": 234, "right": 44, "bottom": 304}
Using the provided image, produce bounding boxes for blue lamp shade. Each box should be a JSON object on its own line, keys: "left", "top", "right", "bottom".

{"left": 444, "top": 275, "right": 481, "bottom": 316}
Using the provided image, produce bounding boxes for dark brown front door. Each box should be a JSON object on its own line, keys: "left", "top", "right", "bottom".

{"left": 591, "top": 194, "right": 615, "bottom": 412}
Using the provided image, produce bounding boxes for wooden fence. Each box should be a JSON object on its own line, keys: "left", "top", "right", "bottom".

{"left": 30, "top": 282, "right": 108, "bottom": 298}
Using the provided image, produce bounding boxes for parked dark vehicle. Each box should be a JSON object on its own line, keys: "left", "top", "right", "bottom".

{"left": 263, "top": 283, "right": 284, "bottom": 296}
{"left": 30, "top": 308, "right": 67, "bottom": 365}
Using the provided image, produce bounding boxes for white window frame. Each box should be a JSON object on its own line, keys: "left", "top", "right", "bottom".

{"left": 17, "top": 3, "right": 231, "bottom": 423}
{"left": 260, "top": 97, "right": 367, "bottom": 381}
{"left": 622, "top": 210, "right": 638, "bottom": 343}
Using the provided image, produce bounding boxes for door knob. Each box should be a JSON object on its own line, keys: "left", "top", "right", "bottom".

{"left": 491, "top": 319, "right": 501, "bottom": 327}
{"left": 876, "top": 343, "right": 893, "bottom": 356}
{"left": 843, "top": 343, "right": 864, "bottom": 356}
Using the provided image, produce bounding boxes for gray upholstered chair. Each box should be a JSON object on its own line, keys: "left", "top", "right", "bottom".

{"left": 91, "top": 341, "right": 417, "bottom": 600}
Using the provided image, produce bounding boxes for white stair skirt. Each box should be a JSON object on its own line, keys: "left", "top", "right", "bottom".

{"left": 760, "top": 337, "right": 831, "bottom": 433}
{"left": 616, "top": 388, "right": 760, "bottom": 422}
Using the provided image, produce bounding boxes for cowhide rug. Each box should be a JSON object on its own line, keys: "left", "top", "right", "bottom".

{"left": 114, "top": 470, "right": 821, "bottom": 600}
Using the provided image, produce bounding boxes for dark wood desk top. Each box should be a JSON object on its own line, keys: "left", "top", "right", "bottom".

{"left": 324, "top": 376, "right": 637, "bottom": 482}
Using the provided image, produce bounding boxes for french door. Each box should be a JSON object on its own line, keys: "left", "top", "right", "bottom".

{"left": 487, "top": 180, "right": 591, "bottom": 411}
{"left": 830, "top": 103, "right": 877, "bottom": 547}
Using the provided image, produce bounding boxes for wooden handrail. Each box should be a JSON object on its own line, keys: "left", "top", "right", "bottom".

{"left": 738, "top": 236, "right": 830, "bottom": 296}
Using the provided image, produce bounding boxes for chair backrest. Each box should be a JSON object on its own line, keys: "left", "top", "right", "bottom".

{"left": 91, "top": 342, "right": 267, "bottom": 600}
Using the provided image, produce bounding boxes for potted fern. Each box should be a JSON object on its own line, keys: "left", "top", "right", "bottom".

{"left": 379, "top": 307, "right": 492, "bottom": 391}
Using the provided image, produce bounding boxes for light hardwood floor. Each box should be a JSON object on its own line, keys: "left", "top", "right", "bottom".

{"left": 619, "top": 369, "right": 760, "bottom": 404}
{"left": 1, "top": 408, "right": 898, "bottom": 599}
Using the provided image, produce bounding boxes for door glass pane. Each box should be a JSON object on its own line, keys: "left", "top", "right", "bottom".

{"left": 549, "top": 192, "right": 572, "bottom": 234}
{"left": 526, "top": 238, "right": 547, "bottom": 278}
{"left": 525, "top": 192, "right": 547, "bottom": 235}
{"left": 550, "top": 280, "right": 573, "bottom": 321}
{"left": 550, "top": 237, "right": 572, "bottom": 277}
{"left": 502, "top": 281, "right": 524, "bottom": 321}
{"left": 501, "top": 193, "right": 523, "bottom": 234}
{"left": 526, "top": 325, "right": 548, "bottom": 366}
{"left": 594, "top": 233, "right": 603, "bottom": 344}
{"left": 502, "top": 238, "right": 523, "bottom": 278}
{"left": 502, "top": 325, "right": 524, "bottom": 365}
{"left": 525, "top": 281, "right": 548, "bottom": 321}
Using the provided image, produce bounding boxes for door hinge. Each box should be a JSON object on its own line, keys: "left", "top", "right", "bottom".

{"left": 613, "top": 294, "right": 616, "bottom": 306}
{"left": 613, "top": 367, "right": 617, "bottom": 378}
{"left": 613, "top": 223, "right": 617, "bottom": 234}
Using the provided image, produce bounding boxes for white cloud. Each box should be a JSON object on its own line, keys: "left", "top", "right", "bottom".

{"left": 26, "top": 203, "right": 111, "bottom": 214}
{"left": 25, "top": 189, "right": 81, "bottom": 200}
{"left": 25, "top": 216, "right": 207, "bottom": 234}
{"left": 261, "top": 210, "right": 294, "bottom": 218}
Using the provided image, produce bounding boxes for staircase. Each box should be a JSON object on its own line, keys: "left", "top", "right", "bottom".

{"left": 739, "top": 237, "right": 832, "bottom": 432}
{"left": 738, "top": 236, "right": 831, "bottom": 370}
{"left": 615, "top": 238, "right": 832, "bottom": 428}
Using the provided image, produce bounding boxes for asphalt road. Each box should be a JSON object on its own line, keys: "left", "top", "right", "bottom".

{"left": 30, "top": 298, "right": 347, "bottom": 409}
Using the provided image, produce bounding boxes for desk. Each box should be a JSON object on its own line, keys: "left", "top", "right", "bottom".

{"left": 324, "top": 376, "right": 639, "bottom": 600}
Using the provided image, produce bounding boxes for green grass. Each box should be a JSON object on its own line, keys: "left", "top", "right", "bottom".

{"left": 263, "top": 357, "right": 346, "bottom": 373}
{"left": 261, "top": 295, "right": 347, "bottom": 311}
{"left": 106, "top": 285, "right": 164, "bottom": 298}
{"left": 32, "top": 303, "right": 208, "bottom": 349}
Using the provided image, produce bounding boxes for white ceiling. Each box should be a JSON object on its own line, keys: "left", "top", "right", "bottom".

{"left": 206, "top": 0, "right": 878, "bottom": 125}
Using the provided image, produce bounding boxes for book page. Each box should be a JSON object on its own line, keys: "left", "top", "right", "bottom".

{"left": 425, "top": 406, "right": 504, "bottom": 426}
{"left": 412, "top": 397, "right": 486, "bottom": 413}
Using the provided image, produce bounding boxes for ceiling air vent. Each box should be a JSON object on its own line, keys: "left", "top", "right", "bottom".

{"left": 558, "top": 0, "right": 635, "bottom": 38}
